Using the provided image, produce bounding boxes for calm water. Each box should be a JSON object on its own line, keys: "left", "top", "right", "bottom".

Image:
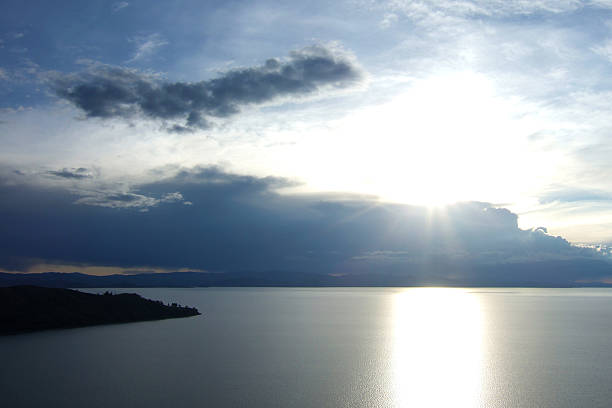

{"left": 2, "top": 287, "right": 612, "bottom": 407}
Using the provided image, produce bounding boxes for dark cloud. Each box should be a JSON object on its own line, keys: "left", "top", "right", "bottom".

{"left": 1, "top": 167, "right": 610, "bottom": 285}
{"left": 50, "top": 45, "right": 363, "bottom": 131}
{"left": 46, "top": 167, "right": 92, "bottom": 179}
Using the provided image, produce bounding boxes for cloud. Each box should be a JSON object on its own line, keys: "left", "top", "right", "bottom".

{"left": 161, "top": 192, "right": 184, "bottom": 203}
{"left": 127, "top": 33, "right": 168, "bottom": 62}
{"left": 70, "top": 188, "right": 189, "bottom": 210}
{"left": 539, "top": 187, "right": 612, "bottom": 204}
{"left": 376, "top": 0, "right": 596, "bottom": 19}
{"left": 49, "top": 45, "right": 364, "bottom": 131}
{"left": 1, "top": 166, "right": 609, "bottom": 285}
{"left": 46, "top": 167, "right": 93, "bottom": 180}
{"left": 37, "top": 167, "right": 191, "bottom": 210}
{"left": 591, "top": 39, "right": 612, "bottom": 63}
{"left": 380, "top": 13, "right": 399, "bottom": 28}
{"left": 112, "top": 2, "right": 129, "bottom": 12}
{"left": 73, "top": 191, "right": 161, "bottom": 209}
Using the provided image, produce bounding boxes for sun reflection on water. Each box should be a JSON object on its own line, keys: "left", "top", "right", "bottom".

{"left": 393, "top": 288, "right": 484, "bottom": 408}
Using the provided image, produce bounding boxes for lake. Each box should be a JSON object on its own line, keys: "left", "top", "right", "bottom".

{"left": 2, "top": 287, "right": 612, "bottom": 407}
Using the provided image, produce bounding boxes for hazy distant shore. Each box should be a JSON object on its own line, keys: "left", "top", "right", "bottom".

{"left": 2, "top": 261, "right": 612, "bottom": 288}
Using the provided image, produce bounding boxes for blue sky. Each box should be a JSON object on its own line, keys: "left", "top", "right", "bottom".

{"left": 2, "top": 0, "right": 612, "bottom": 280}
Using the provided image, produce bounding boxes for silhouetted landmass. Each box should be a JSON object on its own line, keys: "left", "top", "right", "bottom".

{"left": 0, "top": 286, "right": 200, "bottom": 335}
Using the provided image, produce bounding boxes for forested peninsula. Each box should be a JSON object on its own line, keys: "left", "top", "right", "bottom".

{"left": 0, "top": 286, "right": 200, "bottom": 335}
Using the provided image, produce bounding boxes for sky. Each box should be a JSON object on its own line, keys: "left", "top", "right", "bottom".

{"left": 2, "top": 0, "right": 612, "bottom": 282}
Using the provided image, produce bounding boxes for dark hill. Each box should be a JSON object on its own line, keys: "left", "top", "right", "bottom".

{"left": 0, "top": 286, "right": 200, "bottom": 335}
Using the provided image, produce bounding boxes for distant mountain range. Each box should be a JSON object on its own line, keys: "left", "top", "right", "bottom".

{"left": 2, "top": 259, "right": 612, "bottom": 287}
{"left": 0, "top": 271, "right": 328, "bottom": 288}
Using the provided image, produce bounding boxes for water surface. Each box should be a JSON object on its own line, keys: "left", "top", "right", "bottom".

{"left": 2, "top": 287, "right": 612, "bottom": 407}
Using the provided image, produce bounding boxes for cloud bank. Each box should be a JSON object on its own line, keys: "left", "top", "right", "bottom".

{"left": 1, "top": 167, "right": 610, "bottom": 285}
{"left": 50, "top": 45, "right": 363, "bottom": 131}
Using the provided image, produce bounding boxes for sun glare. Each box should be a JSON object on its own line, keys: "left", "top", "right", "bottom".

{"left": 393, "top": 288, "right": 484, "bottom": 408}
{"left": 282, "top": 71, "right": 554, "bottom": 208}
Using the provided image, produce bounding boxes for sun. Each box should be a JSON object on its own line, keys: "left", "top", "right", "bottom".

{"left": 357, "top": 72, "right": 516, "bottom": 207}
{"left": 269, "top": 70, "right": 555, "bottom": 209}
